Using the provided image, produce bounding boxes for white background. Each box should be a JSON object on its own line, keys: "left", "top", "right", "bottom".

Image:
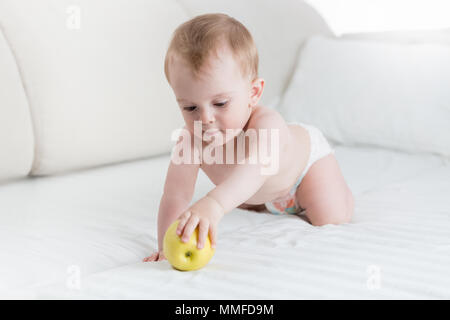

{"left": 306, "top": 0, "right": 450, "bottom": 34}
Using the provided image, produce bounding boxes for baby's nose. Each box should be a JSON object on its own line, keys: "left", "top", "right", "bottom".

{"left": 200, "top": 108, "right": 215, "bottom": 124}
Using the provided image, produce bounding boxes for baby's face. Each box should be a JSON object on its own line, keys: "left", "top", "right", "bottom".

{"left": 169, "top": 45, "right": 258, "bottom": 145}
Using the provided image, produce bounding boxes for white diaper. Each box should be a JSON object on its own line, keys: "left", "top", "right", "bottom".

{"left": 291, "top": 121, "right": 335, "bottom": 175}
{"left": 264, "top": 121, "right": 335, "bottom": 215}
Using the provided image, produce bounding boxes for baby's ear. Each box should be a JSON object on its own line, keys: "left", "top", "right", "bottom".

{"left": 250, "top": 78, "right": 265, "bottom": 106}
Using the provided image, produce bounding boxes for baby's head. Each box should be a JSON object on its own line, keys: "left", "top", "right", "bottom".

{"left": 165, "top": 13, "right": 264, "bottom": 144}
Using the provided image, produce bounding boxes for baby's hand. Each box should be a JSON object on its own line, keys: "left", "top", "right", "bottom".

{"left": 143, "top": 251, "right": 165, "bottom": 262}
{"left": 176, "top": 195, "right": 225, "bottom": 249}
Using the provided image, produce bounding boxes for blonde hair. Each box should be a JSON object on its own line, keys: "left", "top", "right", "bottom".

{"left": 164, "top": 13, "right": 259, "bottom": 83}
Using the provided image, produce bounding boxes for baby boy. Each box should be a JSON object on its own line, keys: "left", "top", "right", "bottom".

{"left": 144, "top": 13, "right": 354, "bottom": 262}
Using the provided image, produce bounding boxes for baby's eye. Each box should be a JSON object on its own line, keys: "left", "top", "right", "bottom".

{"left": 214, "top": 101, "right": 228, "bottom": 107}
{"left": 184, "top": 106, "right": 197, "bottom": 112}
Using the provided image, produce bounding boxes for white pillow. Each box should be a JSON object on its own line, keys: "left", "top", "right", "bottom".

{"left": 0, "top": 0, "right": 187, "bottom": 176}
{"left": 278, "top": 35, "right": 450, "bottom": 158}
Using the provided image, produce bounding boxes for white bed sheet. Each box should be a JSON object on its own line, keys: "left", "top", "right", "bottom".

{"left": 1, "top": 146, "right": 449, "bottom": 299}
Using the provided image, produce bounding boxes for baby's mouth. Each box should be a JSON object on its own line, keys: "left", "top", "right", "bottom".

{"left": 201, "top": 128, "right": 222, "bottom": 141}
{"left": 203, "top": 128, "right": 220, "bottom": 135}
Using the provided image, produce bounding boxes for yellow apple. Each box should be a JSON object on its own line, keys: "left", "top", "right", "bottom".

{"left": 163, "top": 220, "right": 215, "bottom": 271}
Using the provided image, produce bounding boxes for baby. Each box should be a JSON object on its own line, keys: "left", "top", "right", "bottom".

{"left": 144, "top": 13, "right": 353, "bottom": 262}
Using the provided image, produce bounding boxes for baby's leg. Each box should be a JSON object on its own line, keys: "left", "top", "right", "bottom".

{"left": 295, "top": 154, "right": 353, "bottom": 226}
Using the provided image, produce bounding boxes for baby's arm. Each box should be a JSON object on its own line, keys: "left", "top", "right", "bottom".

{"left": 175, "top": 155, "right": 270, "bottom": 252}
{"left": 143, "top": 136, "right": 200, "bottom": 262}
{"left": 207, "top": 160, "right": 269, "bottom": 213}
{"left": 175, "top": 161, "right": 269, "bottom": 252}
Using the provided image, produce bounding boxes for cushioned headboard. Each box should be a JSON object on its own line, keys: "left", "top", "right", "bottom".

{"left": 0, "top": 26, "right": 34, "bottom": 183}
{"left": 0, "top": 0, "right": 332, "bottom": 177}
{"left": 0, "top": 0, "right": 188, "bottom": 176}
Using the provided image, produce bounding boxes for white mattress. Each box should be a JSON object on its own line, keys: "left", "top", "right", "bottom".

{"left": 1, "top": 146, "right": 449, "bottom": 299}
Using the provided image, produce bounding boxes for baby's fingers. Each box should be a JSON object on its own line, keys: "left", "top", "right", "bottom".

{"left": 209, "top": 226, "right": 217, "bottom": 249}
{"left": 176, "top": 211, "right": 191, "bottom": 236}
{"left": 181, "top": 215, "right": 200, "bottom": 243}
{"left": 197, "top": 220, "right": 209, "bottom": 249}
{"left": 143, "top": 252, "right": 158, "bottom": 262}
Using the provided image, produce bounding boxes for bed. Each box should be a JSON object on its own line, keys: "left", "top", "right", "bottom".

{"left": 2, "top": 144, "right": 449, "bottom": 299}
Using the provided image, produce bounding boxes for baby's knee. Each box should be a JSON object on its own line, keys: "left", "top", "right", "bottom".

{"left": 307, "top": 190, "right": 353, "bottom": 226}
